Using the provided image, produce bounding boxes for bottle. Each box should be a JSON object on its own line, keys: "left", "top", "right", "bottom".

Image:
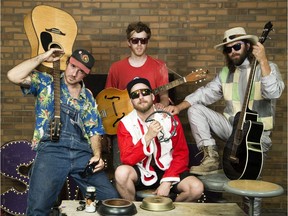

{"left": 85, "top": 186, "right": 96, "bottom": 213}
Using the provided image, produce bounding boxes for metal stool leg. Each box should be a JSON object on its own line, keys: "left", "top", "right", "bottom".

{"left": 249, "top": 197, "right": 254, "bottom": 216}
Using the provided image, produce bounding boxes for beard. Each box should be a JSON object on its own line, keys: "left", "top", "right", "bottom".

{"left": 229, "top": 48, "right": 248, "bottom": 66}
{"left": 133, "top": 99, "right": 153, "bottom": 113}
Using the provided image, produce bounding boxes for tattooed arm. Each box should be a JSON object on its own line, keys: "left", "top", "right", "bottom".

{"left": 7, "top": 48, "right": 64, "bottom": 87}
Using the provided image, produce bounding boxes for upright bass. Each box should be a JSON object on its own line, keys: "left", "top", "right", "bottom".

{"left": 222, "top": 21, "right": 274, "bottom": 180}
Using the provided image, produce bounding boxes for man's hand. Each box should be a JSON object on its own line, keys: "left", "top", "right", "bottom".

{"left": 153, "top": 182, "right": 172, "bottom": 197}
{"left": 144, "top": 120, "right": 163, "bottom": 146}
{"left": 163, "top": 105, "right": 180, "bottom": 115}
{"left": 89, "top": 156, "right": 105, "bottom": 173}
{"left": 252, "top": 42, "right": 271, "bottom": 77}
{"left": 252, "top": 42, "right": 267, "bottom": 63}
{"left": 42, "top": 48, "right": 65, "bottom": 62}
{"left": 147, "top": 120, "right": 163, "bottom": 138}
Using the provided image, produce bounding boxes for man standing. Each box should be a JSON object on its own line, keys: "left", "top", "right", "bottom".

{"left": 105, "top": 21, "right": 170, "bottom": 107}
{"left": 7, "top": 48, "right": 119, "bottom": 215}
{"left": 105, "top": 21, "right": 170, "bottom": 168}
{"left": 165, "top": 27, "right": 284, "bottom": 215}
{"left": 115, "top": 77, "right": 203, "bottom": 202}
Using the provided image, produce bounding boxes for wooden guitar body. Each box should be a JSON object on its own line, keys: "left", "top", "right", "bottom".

{"left": 24, "top": 5, "right": 78, "bottom": 72}
{"left": 223, "top": 111, "right": 264, "bottom": 180}
{"left": 96, "top": 88, "right": 133, "bottom": 135}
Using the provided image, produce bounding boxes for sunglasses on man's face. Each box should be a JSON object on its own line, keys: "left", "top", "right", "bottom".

{"left": 224, "top": 42, "right": 245, "bottom": 54}
{"left": 129, "top": 37, "right": 149, "bottom": 45}
{"left": 130, "top": 89, "right": 152, "bottom": 99}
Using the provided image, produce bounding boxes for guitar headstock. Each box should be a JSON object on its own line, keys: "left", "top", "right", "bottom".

{"left": 185, "top": 69, "right": 209, "bottom": 83}
{"left": 259, "top": 21, "right": 273, "bottom": 44}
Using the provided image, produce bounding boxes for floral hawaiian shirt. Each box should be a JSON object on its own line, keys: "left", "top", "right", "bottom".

{"left": 21, "top": 71, "right": 105, "bottom": 148}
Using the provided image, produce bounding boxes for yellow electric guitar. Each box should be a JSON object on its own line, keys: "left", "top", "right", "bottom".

{"left": 24, "top": 5, "right": 78, "bottom": 73}
{"left": 96, "top": 69, "right": 209, "bottom": 135}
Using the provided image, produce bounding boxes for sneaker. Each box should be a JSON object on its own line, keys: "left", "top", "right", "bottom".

{"left": 190, "top": 145, "right": 220, "bottom": 175}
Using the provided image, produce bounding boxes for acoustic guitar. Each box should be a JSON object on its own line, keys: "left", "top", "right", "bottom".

{"left": 24, "top": 5, "right": 78, "bottom": 73}
{"left": 24, "top": 5, "right": 78, "bottom": 141}
{"left": 96, "top": 69, "right": 208, "bottom": 135}
{"left": 222, "top": 21, "right": 273, "bottom": 180}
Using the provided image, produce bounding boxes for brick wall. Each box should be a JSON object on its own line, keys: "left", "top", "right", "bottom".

{"left": 1, "top": 0, "right": 287, "bottom": 214}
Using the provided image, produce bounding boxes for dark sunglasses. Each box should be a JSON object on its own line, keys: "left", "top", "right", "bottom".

{"left": 224, "top": 42, "right": 244, "bottom": 54}
{"left": 129, "top": 37, "right": 149, "bottom": 45}
{"left": 130, "top": 89, "right": 152, "bottom": 99}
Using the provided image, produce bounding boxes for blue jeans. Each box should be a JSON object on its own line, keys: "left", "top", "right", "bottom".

{"left": 26, "top": 104, "right": 119, "bottom": 216}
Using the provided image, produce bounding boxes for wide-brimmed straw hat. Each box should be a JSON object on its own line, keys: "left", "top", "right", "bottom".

{"left": 214, "top": 27, "right": 258, "bottom": 50}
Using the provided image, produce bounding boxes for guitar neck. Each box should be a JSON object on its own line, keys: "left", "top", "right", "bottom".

{"left": 237, "top": 59, "right": 258, "bottom": 131}
{"left": 53, "top": 60, "right": 61, "bottom": 117}
{"left": 152, "top": 77, "right": 186, "bottom": 95}
{"left": 234, "top": 21, "right": 273, "bottom": 134}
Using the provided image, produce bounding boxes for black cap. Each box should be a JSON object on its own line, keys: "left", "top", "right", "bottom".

{"left": 69, "top": 49, "right": 95, "bottom": 74}
{"left": 126, "top": 77, "right": 152, "bottom": 95}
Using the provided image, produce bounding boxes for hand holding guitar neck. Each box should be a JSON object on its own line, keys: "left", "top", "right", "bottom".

{"left": 222, "top": 21, "right": 273, "bottom": 180}
{"left": 44, "top": 48, "right": 65, "bottom": 62}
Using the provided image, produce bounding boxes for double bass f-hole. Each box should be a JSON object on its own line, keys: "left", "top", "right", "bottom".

{"left": 104, "top": 95, "right": 125, "bottom": 127}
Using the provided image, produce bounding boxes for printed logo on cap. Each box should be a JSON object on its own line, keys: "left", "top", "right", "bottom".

{"left": 78, "top": 50, "right": 89, "bottom": 63}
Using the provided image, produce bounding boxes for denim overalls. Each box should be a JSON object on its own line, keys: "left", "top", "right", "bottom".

{"left": 26, "top": 103, "right": 119, "bottom": 215}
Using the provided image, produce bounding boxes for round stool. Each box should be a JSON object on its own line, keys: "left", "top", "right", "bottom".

{"left": 223, "top": 180, "right": 284, "bottom": 216}
{"left": 198, "top": 171, "right": 229, "bottom": 192}
{"left": 198, "top": 170, "right": 229, "bottom": 202}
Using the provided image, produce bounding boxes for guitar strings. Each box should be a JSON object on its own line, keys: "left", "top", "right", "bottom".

{"left": 166, "top": 66, "right": 183, "bottom": 78}
{"left": 150, "top": 56, "right": 183, "bottom": 79}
